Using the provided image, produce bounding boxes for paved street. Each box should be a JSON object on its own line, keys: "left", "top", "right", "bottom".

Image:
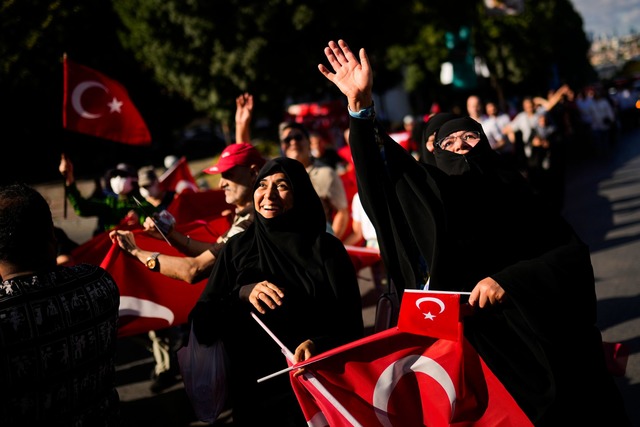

{"left": 39, "top": 126, "right": 640, "bottom": 426}
{"left": 562, "top": 126, "right": 640, "bottom": 426}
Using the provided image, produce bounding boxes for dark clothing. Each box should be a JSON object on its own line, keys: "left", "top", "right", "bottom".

{"left": 0, "top": 264, "right": 121, "bottom": 427}
{"left": 54, "top": 226, "right": 79, "bottom": 258}
{"left": 190, "top": 157, "right": 364, "bottom": 427}
{"left": 419, "top": 112, "right": 460, "bottom": 166}
{"left": 349, "top": 116, "right": 629, "bottom": 426}
{"left": 155, "top": 190, "right": 176, "bottom": 211}
{"left": 65, "top": 183, "right": 154, "bottom": 233}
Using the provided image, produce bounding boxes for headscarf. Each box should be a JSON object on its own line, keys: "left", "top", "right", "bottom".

{"left": 420, "top": 112, "right": 459, "bottom": 166}
{"left": 348, "top": 115, "right": 629, "bottom": 424}
{"left": 433, "top": 117, "right": 531, "bottom": 187}
{"left": 191, "top": 157, "right": 363, "bottom": 352}
{"left": 189, "top": 156, "right": 365, "bottom": 427}
{"left": 252, "top": 157, "right": 326, "bottom": 255}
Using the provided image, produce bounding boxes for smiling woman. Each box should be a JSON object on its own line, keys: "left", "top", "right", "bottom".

{"left": 254, "top": 171, "right": 294, "bottom": 219}
{"left": 188, "top": 156, "right": 364, "bottom": 426}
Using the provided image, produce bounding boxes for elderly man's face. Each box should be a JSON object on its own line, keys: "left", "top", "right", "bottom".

{"left": 219, "top": 165, "right": 255, "bottom": 208}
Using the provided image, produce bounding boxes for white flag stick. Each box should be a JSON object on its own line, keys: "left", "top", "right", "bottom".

{"left": 257, "top": 365, "right": 299, "bottom": 383}
{"left": 251, "top": 313, "right": 363, "bottom": 426}
{"left": 251, "top": 312, "right": 294, "bottom": 360}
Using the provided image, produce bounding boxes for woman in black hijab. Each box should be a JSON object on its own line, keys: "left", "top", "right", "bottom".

{"left": 319, "top": 39, "right": 630, "bottom": 426}
{"left": 189, "top": 157, "right": 364, "bottom": 427}
{"left": 419, "top": 112, "right": 459, "bottom": 166}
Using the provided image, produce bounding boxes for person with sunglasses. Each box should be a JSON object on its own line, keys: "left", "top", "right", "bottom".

{"left": 279, "top": 122, "right": 350, "bottom": 239}
{"left": 234, "top": 93, "right": 351, "bottom": 240}
{"left": 318, "top": 39, "right": 630, "bottom": 426}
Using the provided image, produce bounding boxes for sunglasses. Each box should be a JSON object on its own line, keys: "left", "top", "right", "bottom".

{"left": 282, "top": 134, "right": 305, "bottom": 144}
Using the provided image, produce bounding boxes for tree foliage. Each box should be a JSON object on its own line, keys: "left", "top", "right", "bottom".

{"left": 1, "top": 0, "right": 597, "bottom": 184}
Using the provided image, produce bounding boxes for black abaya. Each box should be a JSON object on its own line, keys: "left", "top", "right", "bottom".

{"left": 189, "top": 157, "right": 364, "bottom": 427}
{"left": 349, "top": 115, "right": 630, "bottom": 426}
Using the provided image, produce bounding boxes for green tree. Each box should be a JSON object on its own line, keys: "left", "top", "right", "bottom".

{"left": 473, "top": 0, "right": 595, "bottom": 100}
{"left": 1, "top": 0, "right": 597, "bottom": 185}
{"left": 112, "top": 0, "right": 410, "bottom": 132}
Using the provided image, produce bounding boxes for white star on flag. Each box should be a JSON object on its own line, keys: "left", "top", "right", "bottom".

{"left": 108, "top": 97, "right": 123, "bottom": 113}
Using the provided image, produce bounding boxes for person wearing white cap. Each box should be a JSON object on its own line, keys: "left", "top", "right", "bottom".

{"left": 138, "top": 165, "right": 176, "bottom": 211}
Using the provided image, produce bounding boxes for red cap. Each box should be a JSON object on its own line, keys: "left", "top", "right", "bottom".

{"left": 203, "top": 143, "right": 265, "bottom": 174}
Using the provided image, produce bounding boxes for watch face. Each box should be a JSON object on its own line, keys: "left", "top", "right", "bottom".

{"left": 147, "top": 258, "right": 157, "bottom": 270}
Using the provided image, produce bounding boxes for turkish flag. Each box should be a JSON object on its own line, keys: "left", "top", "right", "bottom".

{"left": 397, "top": 290, "right": 462, "bottom": 341}
{"left": 70, "top": 216, "right": 230, "bottom": 337}
{"left": 62, "top": 57, "right": 151, "bottom": 145}
{"left": 101, "top": 217, "right": 230, "bottom": 337}
{"left": 158, "top": 156, "right": 199, "bottom": 193}
{"left": 289, "top": 327, "right": 532, "bottom": 427}
{"left": 166, "top": 189, "right": 233, "bottom": 224}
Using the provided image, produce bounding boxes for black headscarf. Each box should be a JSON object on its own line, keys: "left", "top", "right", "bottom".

{"left": 249, "top": 157, "right": 328, "bottom": 294}
{"left": 419, "top": 112, "right": 459, "bottom": 166}
{"left": 348, "top": 115, "right": 630, "bottom": 425}
{"left": 191, "top": 157, "right": 363, "bottom": 349}
{"left": 189, "top": 157, "right": 364, "bottom": 426}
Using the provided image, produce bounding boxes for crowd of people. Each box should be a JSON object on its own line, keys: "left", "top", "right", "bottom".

{"left": 1, "top": 37, "right": 635, "bottom": 426}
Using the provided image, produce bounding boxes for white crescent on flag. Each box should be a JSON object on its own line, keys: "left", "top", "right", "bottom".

{"left": 175, "top": 180, "right": 199, "bottom": 194}
{"left": 72, "top": 81, "right": 107, "bottom": 119}
{"left": 416, "top": 296, "right": 446, "bottom": 320}
{"left": 373, "top": 354, "right": 456, "bottom": 426}
{"left": 416, "top": 296, "right": 445, "bottom": 313}
{"left": 119, "top": 296, "right": 175, "bottom": 325}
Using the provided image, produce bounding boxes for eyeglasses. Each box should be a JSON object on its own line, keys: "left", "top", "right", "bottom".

{"left": 435, "top": 131, "right": 481, "bottom": 151}
{"left": 282, "top": 134, "right": 304, "bottom": 144}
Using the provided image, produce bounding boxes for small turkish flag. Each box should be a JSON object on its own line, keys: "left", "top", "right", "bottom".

{"left": 63, "top": 56, "right": 151, "bottom": 145}
{"left": 397, "top": 290, "right": 461, "bottom": 341}
{"left": 158, "top": 156, "right": 199, "bottom": 194}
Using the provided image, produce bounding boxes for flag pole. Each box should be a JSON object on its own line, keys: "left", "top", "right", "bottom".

{"left": 62, "top": 53, "right": 68, "bottom": 219}
{"left": 63, "top": 182, "right": 68, "bottom": 219}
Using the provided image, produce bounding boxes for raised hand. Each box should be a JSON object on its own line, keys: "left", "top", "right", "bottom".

{"left": 235, "top": 93, "right": 253, "bottom": 125}
{"left": 235, "top": 92, "right": 253, "bottom": 143}
{"left": 318, "top": 39, "right": 373, "bottom": 112}
{"left": 59, "top": 153, "right": 75, "bottom": 185}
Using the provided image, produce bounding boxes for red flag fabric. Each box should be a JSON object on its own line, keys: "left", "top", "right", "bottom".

{"left": 289, "top": 327, "right": 532, "bottom": 427}
{"left": 340, "top": 169, "right": 358, "bottom": 206}
{"left": 158, "top": 156, "right": 199, "bottom": 194}
{"left": 397, "top": 290, "right": 462, "bottom": 341}
{"left": 166, "top": 189, "right": 233, "bottom": 224}
{"left": 70, "top": 190, "right": 231, "bottom": 267}
{"left": 344, "top": 245, "right": 382, "bottom": 272}
{"left": 70, "top": 216, "right": 230, "bottom": 337}
{"left": 100, "top": 217, "right": 230, "bottom": 337}
{"left": 62, "top": 57, "right": 151, "bottom": 145}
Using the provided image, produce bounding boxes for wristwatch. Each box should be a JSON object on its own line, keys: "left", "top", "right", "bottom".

{"left": 146, "top": 252, "right": 160, "bottom": 271}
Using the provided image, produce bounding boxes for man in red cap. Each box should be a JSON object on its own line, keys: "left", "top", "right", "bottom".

{"left": 110, "top": 142, "right": 266, "bottom": 284}
{"left": 109, "top": 142, "right": 266, "bottom": 392}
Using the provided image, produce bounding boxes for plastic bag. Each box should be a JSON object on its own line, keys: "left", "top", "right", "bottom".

{"left": 177, "top": 324, "right": 228, "bottom": 423}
